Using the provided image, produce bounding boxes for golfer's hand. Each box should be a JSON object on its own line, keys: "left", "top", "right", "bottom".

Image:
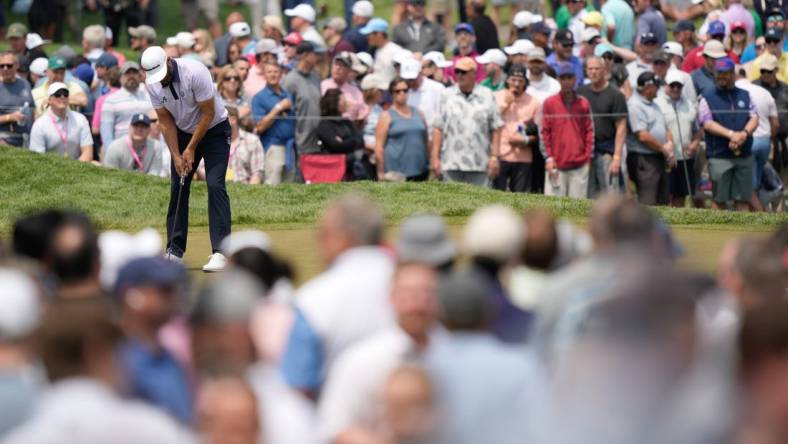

{"left": 173, "top": 154, "right": 187, "bottom": 177}
{"left": 182, "top": 148, "right": 195, "bottom": 175}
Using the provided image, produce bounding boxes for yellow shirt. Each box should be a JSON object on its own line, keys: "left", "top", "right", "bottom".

{"left": 747, "top": 53, "right": 788, "bottom": 83}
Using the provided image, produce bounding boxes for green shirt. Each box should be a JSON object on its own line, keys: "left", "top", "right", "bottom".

{"left": 481, "top": 75, "right": 507, "bottom": 92}
{"left": 556, "top": 5, "right": 571, "bottom": 29}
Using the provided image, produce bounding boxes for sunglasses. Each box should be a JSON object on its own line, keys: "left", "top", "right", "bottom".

{"left": 454, "top": 69, "right": 471, "bottom": 75}
{"left": 756, "top": 44, "right": 765, "bottom": 50}
{"left": 52, "top": 91, "right": 69, "bottom": 98}
{"left": 393, "top": 88, "right": 409, "bottom": 94}
{"left": 761, "top": 69, "right": 776, "bottom": 74}
{"left": 0, "top": 64, "right": 14, "bottom": 70}
{"left": 766, "top": 39, "right": 782, "bottom": 44}
{"left": 768, "top": 16, "right": 784, "bottom": 22}
{"left": 668, "top": 83, "right": 684, "bottom": 89}
{"left": 602, "top": 53, "right": 614, "bottom": 60}
{"left": 224, "top": 76, "right": 241, "bottom": 82}
{"left": 732, "top": 28, "right": 746, "bottom": 34}
{"left": 561, "top": 42, "right": 574, "bottom": 48}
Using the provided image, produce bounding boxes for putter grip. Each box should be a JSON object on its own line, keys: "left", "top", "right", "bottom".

{"left": 179, "top": 175, "right": 185, "bottom": 186}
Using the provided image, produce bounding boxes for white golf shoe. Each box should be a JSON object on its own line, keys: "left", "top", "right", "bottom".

{"left": 202, "top": 253, "right": 227, "bottom": 272}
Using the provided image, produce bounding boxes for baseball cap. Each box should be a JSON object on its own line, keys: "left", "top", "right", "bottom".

{"left": 662, "top": 41, "right": 683, "bottom": 57}
{"left": 29, "top": 57, "right": 48, "bottom": 76}
{"left": 48, "top": 55, "right": 67, "bottom": 70}
{"left": 454, "top": 56, "right": 477, "bottom": 71}
{"left": 555, "top": 62, "right": 575, "bottom": 77}
{"left": 767, "top": 6, "right": 785, "bottom": 18}
{"left": 673, "top": 20, "right": 695, "bottom": 33}
{"left": 284, "top": 4, "right": 317, "bottom": 22}
{"left": 527, "top": 47, "right": 547, "bottom": 62}
{"left": 360, "top": 73, "right": 389, "bottom": 90}
{"left": 96, "top": 52, "right": 119, "bottom": 68}
{"left": 702, "top": 39, "right": 727, "bottom": 58}
{"left": 255, "top": 38, "right": 279, "bottom": 55}
{"left": 455, "top": 22, "right": 475, "bottom": 34}
{"left": 393, "top": 48, "right": 415, "bottom": 65}
{"left": 399, "top": 58, "right": 422, "bottom": 79}
{"left": 73, "top": 63, "right": 94, "bottom": 86}
{"left": 760, "top": 53, "right": 779, "bottom": 71}
{"left": 7, "top": 23, "right": 28, "bottom": 39}
{"left": 582, "top": 27, "right": 600, "bottom": 43}
{"left": 121, "top": 61, "right": 142, "bottom": 75}
{"left": 47, "top": 82, "right": 69, "bottom": 96}
{"left": 130, "top": 113, "right": 151, "bottom": 126}
{"left": 555, "top": 29, "right": 574, "bottom": 44}
{"left": 229, "top": 22, "right": 252, "bottom": 38}
{"left": 665, "top": 70, "right": 685, "bottom": 86}
{"left": 731, "top": 21, "right": 746, "bottom": 32}
{"left": 708, "top": 20, "right": 726, "bottom": 37}
{"left": 25, "top": 33, "right": 50, "bottom": 50}
{"left": 360, "top": 17, "right": 389, "bottom": 34}
{"left": 352, "top": 0, "right": 374, "bottom": 18}
{"left": 583, "top": 11, "right": 604, "bottom": 27}
{"left": 476, "top": 48, "right": 507, "bottom": 66}
{"left": 283, "top": 32, "right": 303, "bottom": 46}
{"left": 220, "top": 230, "right": 272, "bottom": 257}
{"left": 175, "top": 31, "right": 196, "bottom": 48}
{"left": 637, "top": 71, "right": 661, "bottom": 87}
{"left": 463, "top": 205, "right": 523, "bottom": 262}
{"left": 594, "top": 42, "right": 614, "bottom": 57}
{"left": 504, "top": 39, "right": 535, "bottom": 55}
{"left": 356, "top": 51, "right": 374, "bottom": 67}
{"left": 128, "top": 25, "right": 157, "bottom": 41}
{"left": 639, "top": 32, "right": 658, "bottom": 44}
{"left": 323, "top": 17, "right": 347, "bottom": 32}
{"left": 653, "top": 49, "right": 671, "bottom": 64}
{"left": 396, "top": 214, "right": 456, "bottom": 266}
{"left": 508, "top": 63, "right": 527, "bottom": 78}
{"left": 530, "top": 21, "right": 551, "bottom": 35}
{"left": 714, "top": 57, "right": 735, "bottom": 72}
{"left": 141, "top": 46, "right": 168, "bottom": 84}
{"left": 765, "top": 27, "right": 784, "bottom": 41}
{"left": 423, "top": 51, "right": 452, "bottom": 68}
{"left": 513, "top": 11, "right": 538, "bottom": 29}
{"left": 0, "top": 268, "right": 40, "bottom": 341}
{"left": 114, "top": 256, "right": 186, "bottom": 297}
{"left": 296, "top": 40, "right": 327, "bottom": 54}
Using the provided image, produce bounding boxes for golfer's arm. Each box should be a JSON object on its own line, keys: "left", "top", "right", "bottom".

{"left": 155, "top": 107, "right": 181, "bottom": 159}
{"left": 187, "top": 99, "right": 216, "bottom": 151}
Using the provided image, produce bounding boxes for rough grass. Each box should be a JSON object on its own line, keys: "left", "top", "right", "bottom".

{"left": 1, "top": 146, "right": 786, "bottom": 233}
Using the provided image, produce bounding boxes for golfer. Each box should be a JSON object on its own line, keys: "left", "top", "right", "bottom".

{"left": 141, "top": 46, "right": 231, "bottom": 272}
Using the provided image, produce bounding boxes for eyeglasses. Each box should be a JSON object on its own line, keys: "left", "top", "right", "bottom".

{"left": 393, "top": 88, "right": 409, "bottom": 94}
{"left": 0, "top": 64, "right": 14, "bottom": 70}
{"left": 52, "top": 91, "right": 69, "bottom": 98}
{"left": 454, "top": 69, "right": 471, "bottom": 75}
{"left": 224, "top": 76, "right": 241, "bottom": 82}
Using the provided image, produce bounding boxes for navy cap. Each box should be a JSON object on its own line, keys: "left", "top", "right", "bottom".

{"left": 714, "top": 57, "right": 735, "bottom": 72}
{"left": 637, "top": 71, "right": 661, "bottom": 87}
{"left": 673, "top": 20, "right": 695, "bottom": 33}
{"left": 767, "top": 6, "right": 784, "bottom": 18}
{"left": 708, "top": 20, "right": 726, "bottom": 37}
{"left": 114, "top": 257, "right": 186, "bottom": 296}
{"left": 95, "top": 52, "right": 119, "bottom": 68}
{"left": 556, "top": 62, "right": 575, "bottom": 77}
{"left": 455, "top": 22, "right": 474, "bottom": 34}
{"left": 130, "top": 113, "right": 151, "bottom": 126}
{"left": 555, "top": 29, "right": 574, "bottom": 44}
{"left": 72, "top": 63, "right": 94, "bottom": 86}
{"left": 508, "top": 63, "right": 527, "bottom": 78}
{"left": 296, "top": 40, "right": 327, "bottom": 54}
{"left": 530, "top": 21, "right": 551, "bottom": 35}
{"left": 639, "top": 32, "right": 658, "bottom": 44}
{"left": 765, "top": 27, "right": 784, "bottom": 41}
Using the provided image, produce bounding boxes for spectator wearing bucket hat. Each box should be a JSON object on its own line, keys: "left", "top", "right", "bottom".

{"left": 103, "top": 113, "right": 163, "bottom": 175}
{"left": 286, "top": 4, "right": 326, "bottom": 47}
{"left": 321, "top": 52, "right": 365, "bottom": 121}
{"left": 100, "top": 61, "right": 152, "bottom": 149}
{"left": 477, "top": 49, "right": 508, "bottom": 91}
{"left": 392, "top": 0, "right": 446, "bottom": 55}
{"left": 691, "top": 39, "right": 730, "bottom": 98}
{"left": 31, "top": 56, "right": 88, "bottom": 118}
{"left": 697, "top": 57, "right": 758, "bottom": 210}
{"left": 682, "top": 20, "right": 741, "bottom": 73}
{"left": 547, "top": 30, "right": 585, "bottom": 86}
{"left": 748, "top": 27, "right": 788, "bottom": 81}
{"left": 29, "top": 82, "right": 93, "bottom": 162}
{"left": 362, "top": 18, "right": 404, "bottom": 83}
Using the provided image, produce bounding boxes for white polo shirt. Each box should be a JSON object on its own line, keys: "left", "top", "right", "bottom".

{"left": 29, "top": 110, "right": 93, "bottom": 159}
{"left": 145, "top": 58, "right": 227, "bottom": 134}
{"left": 408, "top": 76, "right": 446, "bottom": 133}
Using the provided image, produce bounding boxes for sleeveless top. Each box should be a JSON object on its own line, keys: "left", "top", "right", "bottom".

{"left": 384, "top": 106, "right": 428, "bottom": 178}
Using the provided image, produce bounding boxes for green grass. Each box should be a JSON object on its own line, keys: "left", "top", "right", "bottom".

{"left": 1, "top": 146, "right": 786, "bottom": 233}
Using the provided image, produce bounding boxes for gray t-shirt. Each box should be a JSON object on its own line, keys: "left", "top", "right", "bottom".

{"left": 0, "top": 78, "right": 34, "bottom": 146}
{"left": 627, "top": 92, "right": 668, "bottom": 156}
{"left": 103, "top": 136, "right": 163, "bottom": 176}
{"left": 282, "top": 68, "right": 321, "bottom": 154}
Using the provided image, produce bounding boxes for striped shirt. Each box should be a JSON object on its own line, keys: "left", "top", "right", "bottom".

{"left": 100, "top": 87, "right": 152, "bottom": 146}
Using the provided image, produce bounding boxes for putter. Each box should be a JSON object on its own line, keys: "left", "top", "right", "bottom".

{"left": 166, "top": 174, "right": 186, "bottom": 260}
{"left": 672, "top": 103, "right": 694, "bottom": 207}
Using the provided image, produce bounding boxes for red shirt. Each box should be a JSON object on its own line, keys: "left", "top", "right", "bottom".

{"left": 541, "top": 93, "right": 594, "bottom": 169}
{"left": 681, "top": 45, "right": 740, "bottom": 73}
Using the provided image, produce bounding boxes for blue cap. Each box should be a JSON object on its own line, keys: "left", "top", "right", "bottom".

{"left": 114, "top": 257, "right": 186, "bottom": 296}
{"left": 95, "top": 52, "right": 118, "bottom": 68}
{"left": 708, "top": 20, "right": 726, "bottom": 37}
{"left": 673, "top": 20, "right": 695, "bottom": 33}
{"left": 714, "top": 57, "right": 735, "bottom": 72}
{"left": 555, "top": 62, "right": 575, "bottom": 77}
{"left": 530, "top": 21, "right": 551, "bottom": 35}
{"left": 360, "top": 17, "right": 389, "bottom": 35}
{"left": 594, "top": 43, "right": 614, "bottom": 57}
{"left": 455, "top": 22, "right": 475, "bottom": 34}
{"left": 72, "top": 63, "right": 94, "bottom": 86}
{"left": 130, "top": 113, "right": 151, "bottom": 126}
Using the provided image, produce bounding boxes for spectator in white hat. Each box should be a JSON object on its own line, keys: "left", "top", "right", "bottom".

{"left": 504, "top": 39, "right": 534, "bottom": 66}
{"left": 213, "top": 12, "right": 246, "bottom": 67}
{"left": 478, "top": 48, "right": 508, "bottom": 91}
{"left": 174, "top": 32, "right": 200, "bottom": 61}
{"left": 230, "top": 22, "right": 257, "bottom": 56}
{"left": 29, "top": 82, "right": 94, "bottom": 162}
{"left": 421, "top": 51, "right": 452, "bottom": 84}
{"left": 285, "top": 4, "right": 326, "bottom": 47}
{"left": 28, "top": 56, "right": 49, "bottom": 85}
{"left": 400, "top": 58, "right": 445, "bottom": 135}
{"left": 344, "top": 0, "right": 374, "bottom": 52}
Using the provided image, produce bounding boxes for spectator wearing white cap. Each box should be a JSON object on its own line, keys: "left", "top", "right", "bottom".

{"left": 285, "top": 4, "right": 327, "bottom": 47}
{"left": 103, "top": 113, "right": 163, "bottom": 175}
{"left": 400, "top": 58, "right": 445, "bottom": 136}
{"left": 478, "top": 49, "right": 508, "bottom": 91}
{"left": 29, "top": 82, "right": 93, "bottom": 162}
{"left": 100, "top": 61, "right": 152, "bottom": 149}
{"left": 0, "top": 51, "right": 35, "bottom": 148}
{"left": 392, "top": 0, "right": 446, "bottom": 55}
{"left": 322, "top": 17, "right": 355, "bottom": 60}
{"left": 504, "top": 39, "right": 534, "bottom": 66}
{"left": 230, "top": 21, "right": 258, "bottom": 57}
{"left": 345, "top": 0, "right": 374, "bottom": 53}
{"left": 173, "top": 32, "right": 200, "bottom": 61}
{"left": 213, "top": 12, "right": 246, "bottom": 67}
{"left": 421, "top": 51, "right": 452, "bottom": 84}
{"left": 321, "top": 52, "right": 366, "bottom": 122}
{"left": 24, "top": 32, "right": 49, "bottom": 63}
{"left": 244, "top": 39, "right": 280, "bottom": 98}
{"left": 362, "top": 18, "right": 404, "bottom": 83}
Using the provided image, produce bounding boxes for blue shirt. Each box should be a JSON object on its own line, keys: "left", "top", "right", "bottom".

{"left": 251, "top": 85, "right": 296, "bottom": 151}
{"left": 546, "top": 53, "right": 585, "bottom": 86}
{"left": 118, "top": 340, "right": 193, "bottom": 424}
{"left": 280, "top": 308, "right": 324, "bottom": 391}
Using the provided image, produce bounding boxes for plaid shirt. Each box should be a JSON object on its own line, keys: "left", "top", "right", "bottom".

{"left": 229, "top": 130, "right": 265, "bottom": 183}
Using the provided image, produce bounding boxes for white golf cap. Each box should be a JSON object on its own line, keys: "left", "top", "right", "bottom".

{"left": 356, "top": 51, "right": 374, "bottom": 67}
{"left": 255, "top": 38, "right": 279, "bottom": 54}
{"left": 30, "top": 57, "right": 49, "bottom": 76}
{"left": 393, "top": 48, "right": 415, "bottom": 65}
{"left": 285, "top": 4, "right": 316, "bottom": 22}
{"left": 141, "top": 46, "right": 168, "bottom": 85}
{"left": 664, "top": 69, "right": 685, "bottom": 85}
{"left": 504, "top": 39, "right": 535, "bottom": 55}
{"left": 513, "top": 11, "right": 533, "bottom": 29}
{"left": 47, "top": 82, "right": 68, "bottom": 96}
{"left": 399, "top": 58, "right": 422, "bottom": 79}
{"left": 0, "top": 268, "right": 40, "bottom": 341}
{"left": 25, "top": 32, "right": 50, "bottom": 50}
{"left": 476, "top": 48, "right": 507, "bottom": 66}
{"left": 423, "top": 50, "right": 452, "bottom": 68}
{"left": 105, "top": 26, "right": 113, "bottom": 40}
{"left": 581, "top": 27, "right": 600, "bottom": 42}
{"left": 175, "top": 31, "right": 195, "bottom": 48}
{"left": 166, "top": 36, "right": 177, "bottom": 46}
{"left": 662, "top": 41, "right": 683, "bottom": 58}
{"left": 352, "top": 0, "right": 374, "bottom": 18}
{"left": 360, "top": 73, "right": 389, "bottom": 90}
{"left": 229, "top": 21, "right": 252, "bottom": 38}
{"left": 220, "top": 230, "right": 272, "bottom": 257}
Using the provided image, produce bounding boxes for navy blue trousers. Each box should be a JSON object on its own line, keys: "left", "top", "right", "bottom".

{"left": 166, "top": 119, "right": 231, "bottom": 258}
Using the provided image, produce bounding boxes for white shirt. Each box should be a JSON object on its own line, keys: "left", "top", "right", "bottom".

{"left": 408, "top": 77, "right": 446, "bottom": 133}
{"left": 247, "top": 363, "right": 317, "bottom": 444}
{"left": 301, "top": 26, "right": 327, "bottom": 47}
{"left": 145, "top": 58, "right": 227, "bottom": 134}
{"left": 297, "top": 247, "right": 396, "bottom": 375}
{"left": 626, "top": 58, "right": 652, "bottom": 88}
{"left": 569, "top": 10, "right": 589, "bottom": 57}
{"left": 736, "top": 78, "right": 776, "bottom": 138}
{"left": 3, "top": 378, "right": 195, "bottom": 444}
{"left": 29, "top": 109, "right": 93, "bottom": 159}
{"left": 526, "top": 74, "right": 560, "bottom": 104}
{"left": 373, "top": 41, "right": 405, "bottom": 83}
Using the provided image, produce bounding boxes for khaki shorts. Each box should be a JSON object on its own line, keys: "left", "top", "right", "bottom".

{"left": 708, "top": 156, "right": 753, "bottom": 203}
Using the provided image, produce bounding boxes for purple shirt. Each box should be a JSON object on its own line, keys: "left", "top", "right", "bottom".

{"left": 697, "top": 94, "right": 757, "bottom": 126}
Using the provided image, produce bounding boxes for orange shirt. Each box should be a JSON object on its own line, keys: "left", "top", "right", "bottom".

{"left": 495, "top": 90, "right": 541, "bottom": 163}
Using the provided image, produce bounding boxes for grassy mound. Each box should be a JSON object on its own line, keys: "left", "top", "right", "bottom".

{"left": 1, "top": 146, "right": 786, "bottom": 232}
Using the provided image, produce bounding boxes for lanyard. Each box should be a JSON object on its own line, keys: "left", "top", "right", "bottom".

{"left": 126, "top": 137, "right": 146, "bottom": 171}
{"left": 48, "top": 111, "right": 68, "bottom": 148}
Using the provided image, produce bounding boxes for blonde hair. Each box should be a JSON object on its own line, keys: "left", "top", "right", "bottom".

{"left": 193, "top": 29, "right": 217, "bottom": 61}
{"left": 216, "top": 65, "right": 243, "bottom": 98}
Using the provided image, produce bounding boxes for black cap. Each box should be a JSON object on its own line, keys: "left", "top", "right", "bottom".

{"left": 640, "top": 32, "right": 658, "bottom": 44}
{"left": 637, "top": 71, "right": 661, "bottom": 87}
{"left": 130, "top": 113, "right": 151, "bottom": 126}
{"left": 296, "top": 40, "right": 327, "bottom": 55}
{"left": 555, "top": 29, "right": 574, "bottom": 44}
{"left": 653, "top": 50, "right": 671, "bottom": 63}
{"left": 673, "top": 20, "right": 695, "bottom": 33}
{"left": 765, "top": 27, "right": 784, "bottom": 41}
{"left": 767, "top": 6, "right": 785, "bottom": 18}
{"left": 508, "top": 63, "right": 527, "bottom": 78}
{"left": 530, "top": 21, "right": 551, "bottom": 35}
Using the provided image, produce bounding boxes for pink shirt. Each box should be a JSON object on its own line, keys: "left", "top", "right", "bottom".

{"left": 495, "top": 90, "right": 541, "bottom": 163}
{"left": 92, "top": 87, "right": 119, "bottom": 131}
{"left": 243, "top": 66, "right": 267, "bottom": 98}
{"left": 320, "top": 78, "right": 365, "bottom": 121}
